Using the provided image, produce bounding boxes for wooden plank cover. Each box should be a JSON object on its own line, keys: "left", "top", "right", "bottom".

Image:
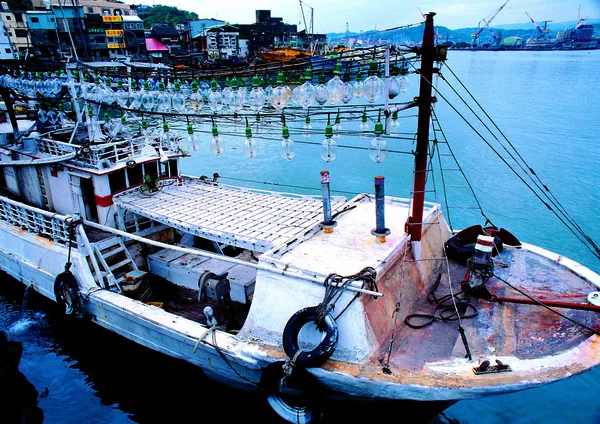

{"left": 114, "top": 182, "right": 348, "bottom": 252}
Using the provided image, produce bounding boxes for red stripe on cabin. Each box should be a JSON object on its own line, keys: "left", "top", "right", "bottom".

{"left": 95, "top": 194, "right": 114, "bottom": 207}
{"left": 476, "top": 239, "right": 495, "bottom": 247}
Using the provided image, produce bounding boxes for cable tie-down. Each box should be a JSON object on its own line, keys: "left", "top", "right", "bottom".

{"left": 472, "top": 359, "right": 512, "bottom": 375}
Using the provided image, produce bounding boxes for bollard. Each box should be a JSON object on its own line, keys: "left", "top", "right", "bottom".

{"left": 371, "top": 176, "right": 391, "bottom": 242}
{"left": 320, "top": 171, "right": 336, "bottom": 233}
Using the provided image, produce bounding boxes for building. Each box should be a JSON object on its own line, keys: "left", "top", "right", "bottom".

{"left": 189, "top": 18, "right": 224, "bottom": 38}
{"left": 25, "top": 10, "right": 59, "bottom": 59}
{"left": 0, "top": 23, "right": 13, "bottom": 58}
{"left": 1, "top": 9, "right": 32, "bottom": 59}
{"left": 205, "top": 24, "right": 239, "bottom": 59}
{"left": 149, "top": 24, "right": 182, "bottom": 55}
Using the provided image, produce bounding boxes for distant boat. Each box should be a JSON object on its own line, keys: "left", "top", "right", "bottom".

{"left": 259, "top": 47, "right": 311, "bottom": 62}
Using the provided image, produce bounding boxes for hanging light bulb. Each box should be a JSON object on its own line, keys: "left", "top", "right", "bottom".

{"left": 353, "top": 67, "right": 364, "bottom": 99}
{"left": 210, "top": 121, "right": 224, "bottom": 156}
{"left": 270, "top": 70, "right": 290, "bottom": 110}
{"left": 116, "top": 78, "right": 128, "bottom": 107}
{"left": 51, "top": 71, "right": 62, "bottom": 97}
{"left": 128, "top": 78, "right": 142, "bottom": 109}
{"left": 326, "top": 60, "right": 345, "bottom": 105}
{"left": 47, "top": 106, "right": 59, "bottom": 126}
{"left": 141, "top": 80, "right": 156, "bottom": 111}
{"left": 103, "top": 111, "right": 118, "bottom": 138}
{"left": 294, "top": 67, "right": 316, "bottom": 109}
{"left": 389, "top": 111, "right": 400, "bottom": 136}
{"left": 280, "top": 119, "right": 295, "bottom": 161}
{"left": 229, "top": 77, "right": 245, "bottom": 113}
{"left": 103, "top": 75, "right": 116, "bottom": 105}
{"left": 57, "top": 103, "right": 70, "bottom": 127}
{"left": 388, "top": 61, "right": 401, "bottom": 100}
{"left": 199, "top": 76, "right": 211, "bottom": 100}
{"left": 140, "top": 117, "right": 158, "bottom": 157}
{"left": 159, "top": 147, "right": 169, "bottom": 163}
{"left": 157, "top": 81, "right": 171, "bottom": 113}
{"left": 303, "top": 115, "right": 312, "bottom": 138}
{"left": 172, "top": 79, "right": 186, "bottom": 113}
{"left": 332, "top": 113, "right": 342, "bottom": 140}
{"left": 189, "top": 79, "right": 203, "bottom": 112}
{"left": 161, "top": 120, "right": 178, "bottom": 152}
{"left": 399, "top": 59, "right": 409, "bottom": 94}
{"left": 243, "top": 118, "right": 259, "bottom": 159}
{"left": 369, "top": 111, "right": 388, "bottom": 163}
{"left": 359, "top": 109, "right": 370, "bottom": 139}
{"left": 315, "top": 72, "right": 327, "bottom": 106}
{"left": 186, "top": 121, "right": 199, "bottom": 151}
{"left": 208, "top": 78, "right": 224, "bottom": 113}
{"left": 363, "top": 54, "right": 384, "bottom": 103}
{"left": 247, "top": 74, "right": 266, "bottom": 113}
{"left": 119, "top": 114, "right": 131, "bottom": 140}
{"left": 221, "top": 77, "right": 232, "bottom": 109}
{"left": 342, "top": 70, "right": 353, "bottom": 104}
{"left": 320, "top": 115, "right": 337, "bottom": 163}
{"left": 264, "top": 75, "right": 274, "bottom": 104}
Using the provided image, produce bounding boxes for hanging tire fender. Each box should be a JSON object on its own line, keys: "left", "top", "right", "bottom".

{"left": 259, "top": 360, "right": 324, "bottom": 423}
{"left": 53, "top": 271, "right": 82, "bottom": 317}
{"left": 282, "top": 306, "right": 338, "bottom": 368}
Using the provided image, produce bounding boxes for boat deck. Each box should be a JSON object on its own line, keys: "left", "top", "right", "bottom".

{"left": 113, "top": 181, "right": 350, "bottom": 253}
{"left": 387, "top": 245, "right": 600, "bottom": 372}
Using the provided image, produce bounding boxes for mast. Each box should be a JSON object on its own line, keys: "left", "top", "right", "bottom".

{"left": 407, "top": 12, "right": 436, "bottom": 242}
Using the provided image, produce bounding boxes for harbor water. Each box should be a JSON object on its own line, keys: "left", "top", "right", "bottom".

{"left": 1, "top": 49, "right": 600, "bottom": 423}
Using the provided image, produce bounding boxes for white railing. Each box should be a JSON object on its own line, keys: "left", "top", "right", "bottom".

{"left": 35, "top": 135, "right": 173, "bottom": 170}
{"left": 0, "top": 196, "right": 73, "bottom": 244}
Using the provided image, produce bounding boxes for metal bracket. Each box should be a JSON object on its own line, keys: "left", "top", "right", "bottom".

{"left": 472, "top": 359, "right": 512, "bottom": 375}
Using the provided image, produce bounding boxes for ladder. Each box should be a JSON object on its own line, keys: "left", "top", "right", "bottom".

{"left": 92, "top": 236, "right": 139, "bottom": 291}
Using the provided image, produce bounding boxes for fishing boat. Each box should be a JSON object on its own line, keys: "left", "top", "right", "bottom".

{"left": 259, "top": 47, "right": 311, "bottom": 63}
{"left": 0, "top": 13, "right": 598, "bottom": 423}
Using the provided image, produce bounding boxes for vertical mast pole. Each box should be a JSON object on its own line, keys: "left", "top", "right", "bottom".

{"left": 407, "top": 12, "right": 436, "bottom": 242}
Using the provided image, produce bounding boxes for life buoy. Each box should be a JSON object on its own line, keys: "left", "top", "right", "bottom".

{"left": 282, "top": 306, "right": 338, "bottom": 368}
{"left": 444, "top": 225, "right": 512, "bottom": 264}
{"left": 259, "top": 360, "right": 324, "bottom": 424}
{"left": 53, "top": 271, "right": 82, "bottom": 317}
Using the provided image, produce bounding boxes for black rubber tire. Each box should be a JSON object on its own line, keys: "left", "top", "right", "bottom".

{"left": 259, "top": 360, "right": 324, "bottom": 423}
{"left": 53, "top": 271, "right": 81, "bottom": 317}
{"left": 282, "top": 306, "right": 338, "bottom": 368}
{"left": 445, "top": 233, "right": 503, "bottom": 264}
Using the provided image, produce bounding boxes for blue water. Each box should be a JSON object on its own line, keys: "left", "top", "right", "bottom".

{"left": 1, "top": 49, "right": 600, "bottom": 423}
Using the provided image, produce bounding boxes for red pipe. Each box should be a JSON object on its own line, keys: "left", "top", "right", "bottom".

{"left": 493, "top": 296, "right": 600, "bottom": 312}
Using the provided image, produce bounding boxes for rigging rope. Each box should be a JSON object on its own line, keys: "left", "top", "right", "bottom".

{"left": 442, "top": 63, "right": 599, "bottom": 258}
{"left": 406, "top": 59, "right": 600, "bottom": 261}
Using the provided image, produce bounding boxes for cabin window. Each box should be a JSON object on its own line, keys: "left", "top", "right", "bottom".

{"left": 87, "top": 6, "right": 93, "bottom": 13}
{"left": 0, "top": 168, "right": 6, "bottom": 188}
{"left": 4, "top": 48, "right": 10, "bottom": 53}
{"left": 159, "top": 159, "right": 178, "bottom": 178}
{"left": 108, "top": 169, "right": 127, "bottom": 193}
{"left": 14, "top": 29, "right": 27, "bottom": 37}
{"left": 127, "top": 163, "right": 143, "bottom": 186}
{"left": 5, "top": 16, "right": 11, "bottom": 20}
{"left": 30, "top": 17, "right": 39, "bottom": 23}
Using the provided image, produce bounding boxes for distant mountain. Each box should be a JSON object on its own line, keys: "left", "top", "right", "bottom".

{"left": 327, "top": 18, "right": 599, "bottom": 45}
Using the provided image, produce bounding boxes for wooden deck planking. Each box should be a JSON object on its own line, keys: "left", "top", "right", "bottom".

{"left": 115, "top": 182, "right": 347, "bottom": 252}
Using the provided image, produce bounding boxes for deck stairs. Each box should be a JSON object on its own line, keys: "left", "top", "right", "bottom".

{"left": 90, "top": 236, "right": 147, "bottom": 296}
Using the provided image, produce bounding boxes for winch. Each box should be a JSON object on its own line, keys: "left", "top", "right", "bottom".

{"left": 463, "top": 235, "right": 495, "bottom": 297}
{"left": 198, "top": 271, "right": 231, "bottom": 302}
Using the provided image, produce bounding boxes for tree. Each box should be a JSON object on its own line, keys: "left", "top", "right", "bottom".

{"left": 136, "top": 5, "right": 198, "bottom": 28}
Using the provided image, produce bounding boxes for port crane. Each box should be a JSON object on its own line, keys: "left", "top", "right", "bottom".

{"left": 525, "top": 12, "right": 552, "bottom": 39}
{"left": 471, "top": 0, "right": 509, "bottom": 47}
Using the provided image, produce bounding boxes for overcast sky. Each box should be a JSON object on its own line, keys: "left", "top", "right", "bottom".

{"left": 126, "top": 0, "right": 600, "bottom": 34}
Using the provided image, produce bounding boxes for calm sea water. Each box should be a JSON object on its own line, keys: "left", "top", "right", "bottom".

{"left": 1, "top": 49, "right": 600, "bottom": 424}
